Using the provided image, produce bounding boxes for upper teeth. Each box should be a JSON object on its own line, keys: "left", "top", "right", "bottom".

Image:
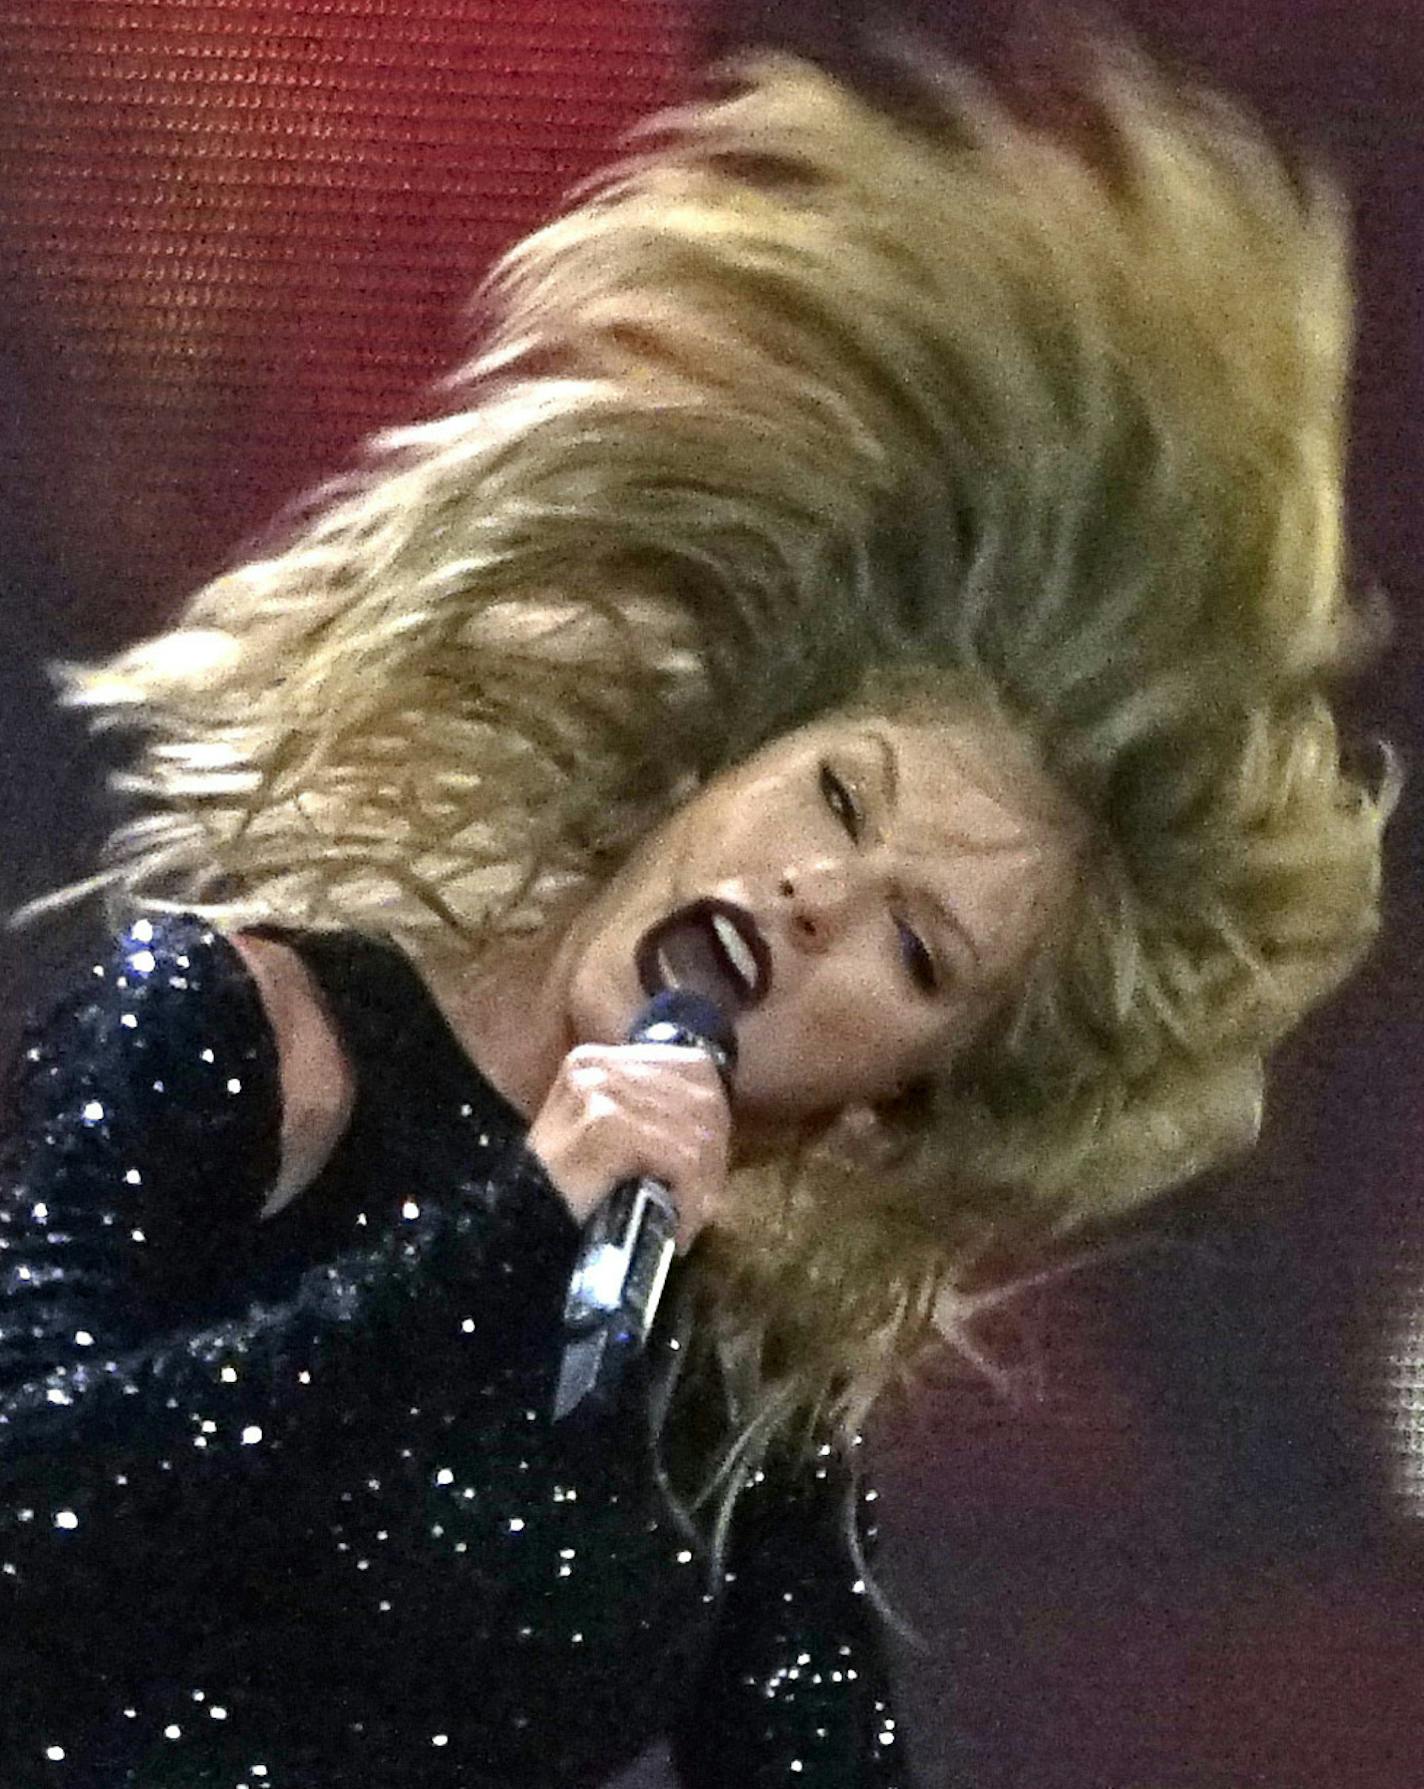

{"left": 712, "top": 913, "right": 758, "bottom": 991}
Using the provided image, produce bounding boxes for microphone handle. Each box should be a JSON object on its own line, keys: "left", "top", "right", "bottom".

{"left": 551, "top": 1174, "right": 679, "bottom": 1423}
{"left": 551, "top": 989, "right": 736, "bottom": 1424}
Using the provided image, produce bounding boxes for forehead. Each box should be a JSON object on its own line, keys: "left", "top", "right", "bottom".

{"left": 803, "top": 710, "right": 1072, "bottom": 840}
{"left": 810, "top": 711, "right": 1080, "bottom": 972}
{"left": 887, "top": 718, "right": 1073, "bottom": 852}
{"left": 906, "top": 728, "right": 1077, "bottom": 984}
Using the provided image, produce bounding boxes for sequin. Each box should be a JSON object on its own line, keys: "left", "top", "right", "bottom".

{"left": 0, "top": 915, "right": 907, "bottom": 1785}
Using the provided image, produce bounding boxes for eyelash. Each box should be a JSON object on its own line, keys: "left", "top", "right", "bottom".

{"left": 897, "top": 918, "right": 940, "bottom": 995}
{"left": 818, "top": 762, "right": 939, "bottom": 995}
{"left": 818, "top": 761, "right": 862, "bottom": 840}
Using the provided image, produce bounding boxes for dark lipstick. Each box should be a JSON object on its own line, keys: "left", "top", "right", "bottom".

{"left": 634, "top": 898, "right": 772, "bottom": 1015}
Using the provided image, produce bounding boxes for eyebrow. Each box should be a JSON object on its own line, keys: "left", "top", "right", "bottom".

{"left": 867, "top": 728, "right": 985, "bottom": 971}
{"left": 869, "top": 725, "right": 900, "bottom": 810}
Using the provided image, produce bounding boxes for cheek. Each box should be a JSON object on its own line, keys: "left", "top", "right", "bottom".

{"left": 978, "top": 863, "right": 1071, "bottom": 971}
{"left": 563, "top": 904, "right": 652, "bottom": 1044}
{"left": 735, "top": 994, "right": 946, "bottom": 1114}
{"left": 563, "top": 957, "right": 625, "bottom": 1047}
{"left": 693, "top": 774, "right": 808, "bottom": 871}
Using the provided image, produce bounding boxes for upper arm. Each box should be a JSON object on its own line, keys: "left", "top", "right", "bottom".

{"left": 1, "top": 914, "right": 291, "bottom": 1382}
{"left": 670, "top": 1461, "right": 909, "bottom": 1787}
{"left": 228, "top": 932, "right": 355, "bottom": 1219}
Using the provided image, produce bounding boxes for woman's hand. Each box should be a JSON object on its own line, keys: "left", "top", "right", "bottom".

{"left": 525, "top": 1044, "right": 732, "bottom": 1252}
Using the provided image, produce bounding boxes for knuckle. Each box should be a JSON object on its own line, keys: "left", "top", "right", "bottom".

{"left": 562, "top": 1061, "right": 603, "bottom": 1097}
{"left": 639, "top": 1044, "right": 713, "bottom": 1079}
{"left": 583, "top": 1090, "right": 622, "bottom": 1129}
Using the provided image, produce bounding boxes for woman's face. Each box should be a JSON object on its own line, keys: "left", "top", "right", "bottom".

{"left": 558, "top": 711, "right": 1080, "bottom": 1122}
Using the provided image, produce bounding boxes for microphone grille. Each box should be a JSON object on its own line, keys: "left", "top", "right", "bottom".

{"left": 629, "top": 988, "right": 738, "bottom": 1078}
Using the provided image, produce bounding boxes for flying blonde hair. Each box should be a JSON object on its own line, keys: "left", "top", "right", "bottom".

{"left": 27, "top": 34, "right": 1392, "bottom": 1506}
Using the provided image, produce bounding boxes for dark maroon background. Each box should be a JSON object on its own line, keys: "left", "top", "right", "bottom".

{"left": 1, "top": 4, "right": 1419, "bottom": 1785}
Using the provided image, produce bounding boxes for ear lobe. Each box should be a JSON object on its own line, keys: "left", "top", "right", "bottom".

{"left": 831, "top": 1101, "right": 899, "bottom": 1166}
{"left": 837, "top": 1102, "right": 882, "bottom": 1140}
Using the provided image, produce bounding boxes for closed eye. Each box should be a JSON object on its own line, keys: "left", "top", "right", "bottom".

{"left": 823, "top": 763, "right": 940, "bottom": 994}
{"left": 896, "top": 917, "right": 940, "bottom": 995}
{"left": 819, "top": 763, "right": 862, "bottom": 841}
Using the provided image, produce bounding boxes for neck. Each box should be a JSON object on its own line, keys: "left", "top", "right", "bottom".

{"left": 411, "top": 904, "right": 587, "bottom": 1121}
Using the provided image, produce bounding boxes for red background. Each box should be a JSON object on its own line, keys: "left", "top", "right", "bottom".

{"left": 1, "top": 4, "right": 1419, "bottom": 1784}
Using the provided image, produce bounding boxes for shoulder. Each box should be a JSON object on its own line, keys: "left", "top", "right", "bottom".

{"left": 0, "top": 916, "right": 286, "bottom": 1254}
{"left": 7, "top": 914, "right": 278, "bottom": 1132}
{"left": 227, "top": 931, "right": 355, "bottom": 1216}
{"left": 7, "top": 915, "right": 354, "bottom": 1219}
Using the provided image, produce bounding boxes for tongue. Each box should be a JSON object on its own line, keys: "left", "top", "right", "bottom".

{"left": 654, "top": 917, "right": 745, "bottom": 1014}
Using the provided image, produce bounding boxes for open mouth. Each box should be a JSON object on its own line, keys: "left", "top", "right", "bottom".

{"left": 635, "top": 898, "right": 772, "bottom": 1017}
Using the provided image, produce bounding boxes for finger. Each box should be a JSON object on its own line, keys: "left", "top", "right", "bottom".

{"left": 581, "top": 1112, "right": 728, "bottom": 1251}
{"left": 534, "top": 1090, "right": 727, "bottom": 1186}
{"left": 537, "top": 1065, "right": 730, "bottom": 1148}
{"left": 563, "top": 1040, "right": 724, "bottom": 1076}
{"left": 563, "top": 1045, "right": 726, "bottom": 1100}
{"left": 560, "top": 1064, "right": 731, "bottom": 1133}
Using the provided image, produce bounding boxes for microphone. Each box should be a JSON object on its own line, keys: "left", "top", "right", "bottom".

{"left": 551, "top": 988, "right": 737, "bottom": 1424}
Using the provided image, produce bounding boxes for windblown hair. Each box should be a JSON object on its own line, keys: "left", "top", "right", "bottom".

{"left": 32, "top": 36, "right": 1391, "bottom": 1489}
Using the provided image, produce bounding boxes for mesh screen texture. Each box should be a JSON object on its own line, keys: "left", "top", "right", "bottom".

{"left": 0, "top": 0, "right": 688, "bottom": 609}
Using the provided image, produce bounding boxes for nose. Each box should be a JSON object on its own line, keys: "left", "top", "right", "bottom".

{"left": 776, "top": 861, "right": 862, "bottom": 954}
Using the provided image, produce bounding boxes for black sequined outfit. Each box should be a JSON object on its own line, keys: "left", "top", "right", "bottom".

{"left": 0, "top": 915, "right": 908, "bottom": 1788}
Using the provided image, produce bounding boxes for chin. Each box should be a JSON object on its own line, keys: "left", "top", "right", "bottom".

{"left": 567, "top": 969, "right": 639, "bottom": 1049}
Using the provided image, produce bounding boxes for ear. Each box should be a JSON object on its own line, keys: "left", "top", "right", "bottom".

{"left": 836, "top": 1102, "right": 882, "bottom": 1142}
{"left": 827, "top": 1101, "right": 901, "bottom": 1167}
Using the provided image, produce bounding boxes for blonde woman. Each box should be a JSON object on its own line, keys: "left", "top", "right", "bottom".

{"left": 0, "top": 32, "right": 1388, "bottom": 1789}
